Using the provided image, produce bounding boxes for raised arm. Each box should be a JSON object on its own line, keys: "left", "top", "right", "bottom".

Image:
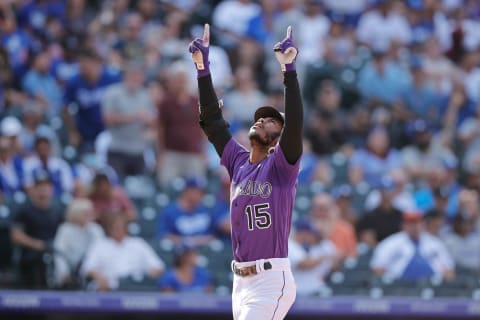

{"left": 274, "top": 26, "right": 303, "bottom": 165}
{"left": 189, "top": 24, "right": 231, "bottom": 157}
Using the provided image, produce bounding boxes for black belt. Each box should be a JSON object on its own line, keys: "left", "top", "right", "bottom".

{"left": 233, "top": 261, "right": 272, "bottom": 277}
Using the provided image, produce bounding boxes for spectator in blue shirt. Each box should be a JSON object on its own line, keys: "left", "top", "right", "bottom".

{"left": 22, "top": 51, "right": 63, "bottom": 117}
{"left": 158, "top": 244, "right": 213, "bottom": 293}
{"left": 63, "top": 49, "right": 120, "bottom": 153}
{"left": 0, "top": 136, "right": 24, "bottom": 198}
{"left": 156, "top": 177, "right": 214, "bottom": 246}
{"left": 349, "top": 126, "right": 402, "bottom": 187}
{"left": 358, "top": 49, "right": 411, "bottom": 105}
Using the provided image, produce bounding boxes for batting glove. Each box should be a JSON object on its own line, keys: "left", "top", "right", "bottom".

{"left": 273, "top": 26, "right": 298, "bottom": 72}
{"left": 189, "top": 24, "right": 210, "bottom": 77}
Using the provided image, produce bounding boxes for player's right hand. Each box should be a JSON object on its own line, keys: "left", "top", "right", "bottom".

{"left": 189, "top": 24, "right": 210, "bottom": 72}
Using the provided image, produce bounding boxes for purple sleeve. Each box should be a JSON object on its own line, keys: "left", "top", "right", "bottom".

{"left": 220, "top": 138, "right": 249, "bottom": 179}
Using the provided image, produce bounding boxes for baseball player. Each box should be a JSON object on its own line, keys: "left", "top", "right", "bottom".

{"left": 189, "top": 24, "right": 303, "bottom": 319}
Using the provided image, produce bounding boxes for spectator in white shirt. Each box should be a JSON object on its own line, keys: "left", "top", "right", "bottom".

{"left": 371, "top": 211, "right": 455, "bottom": 281}
{"left": 356, "top": 0, "right": 412, "bottom": 50}
{"left": 53, "top": 198, "right": 104, "bottom": 288}
{"left": 81, "top": 213, "right": 164, "bottom": 291}
{"left": 289, "top": 219, "right": 336, "bottom": 296}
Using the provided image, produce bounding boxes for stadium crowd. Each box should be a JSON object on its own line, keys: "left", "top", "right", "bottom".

{"left": 0, "top": 0, "right": 480, "bottom": 297}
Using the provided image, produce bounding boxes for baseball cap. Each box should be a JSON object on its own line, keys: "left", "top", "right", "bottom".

{"left": 403, "top": 210, "right": 423, "bottom": 222}
{"left": 173, "top": 242, "right": 196, "bottom": 256}
{"left": 0, "top": 116, "right": 22, "bottom": 137}
{"left": 184, "top": 176, "right": 207, "bottom": 190}
{"left": 331, "top": 184, "right": 352, "bottom": 199}
{"left": 254, "top": 106, "right": 285, "bottom": 126}
{"left": 295, "top": 219, "right": 316, "bottom": 233}
{"left": 407, "top": 119, "right": 430, "bottom": 135}
{"left": 374, "top": 176, "right": 396, "bottom": 191}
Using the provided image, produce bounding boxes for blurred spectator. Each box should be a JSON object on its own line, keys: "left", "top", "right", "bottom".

{"left": 157, "top": 61, "right": 206, "bottom": 186}
{"left": 349, "top": 126, "right": 402, "bottom": 186}
{"left": 158, "top": 243, "right": 213, "bottom": 293}
{"left": 357, "top": 49, "right": 411, "bottom": 105}
{"left": 357, "top": 177, "right": 403, "bottom": 248}
{"left": 356, "top": 0, "right": 412, "bottom": 49}
{"left": 1, "top": 116, "right": 24, "bottom": 155}
{"left": 458, "top": 49, "right": 480, "bottom": 103}
{"left": 441, "top": 212, "right": 480, "bottom": 272}
{"left": 102, "top": 61, "right": 156, "bottom": 180}
{"left": 212, "top": 0, "right": 261, "bottom": 48}
{"left": 53, "top": 198, "right": 104, "bottom": 288}
{"left": 310, "top": 193, "right": 357, "bottom": 262}
{"left": 414, "top": 163, "right": 460, "bottom": 218}
{"left": 401, "top": 118, "right": 455, "bottom": 182}
{"left": 23, "top": 136, "right": 74, "bottom": 196}
{"left": 156, "top": 177, "right": 214, "bottom": 246}
{"left": 331, "top": 184, "right": 358, "bottom": 224}
{"left": 212, "top": 169, "right": 232, "bottom": 241}
{"left": 22, "top": 51, "right": 63, "bottom": 117}
{"left": 440, "top": 81, "right": 477, "bottom": 130}
{"left": 88, "top": 172, "right": 137, "bottom": 229}
{"left": 17, "top": 105, "right": 61, "bottom": 157}
{"left": 297, "top": 0, "right": 330, "bottom": 66}
{"left": 305, "top": 80, "right": 348, "bottom": 156}
{"left": 288, "top": 219, "right": 336, "bottom": 296}
{"left": 365, "top": 169, "right": 417, "bottom": 212}
{"left": 399, "top": 57, "right": 440, "bottom": 122}
{"left": 81, "top": 214, "right": 164, "bottom": 291}
{"left": 323, "top": 18, "right": 356, "bottom": 65}
{"left": 63, "top": 49, "right": 120, "bottom": 153}
{"left": 421, "top": 37, "right": 457, "bottom": 94}
{"left": 371, "top": 211, "right": 454, "bottom": 281}
{"left": 223, "top": 65, "right": 267, "bottom": 128}
{"left": 245, "top": 0, "right": 277, "bottom": 47}
{"left": 323, "top": 0, "right": 368, "bottom": 26}
{"left": 423, "top": 208, "right": 447, "bottom": 237}
{"left": 112, "top": 12, "right": 145, "bottom": 62}
{"left": 0, "top": 136, "right": 24, "bottom": 198}
{"left": 10, "top": 169, "right": 64, "bottom": 288}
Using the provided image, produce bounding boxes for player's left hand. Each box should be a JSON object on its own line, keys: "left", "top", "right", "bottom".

{"left": 273, "top": 26, "right": 298, "bottom": 72}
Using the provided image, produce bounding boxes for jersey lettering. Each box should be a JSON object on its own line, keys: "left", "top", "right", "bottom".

{"left": 244, "top": 203, "right": 272, "bottom": 231}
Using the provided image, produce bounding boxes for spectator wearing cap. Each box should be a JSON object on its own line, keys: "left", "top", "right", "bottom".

{"left": 371, "top": 210, "right": 454, "bottom": 281}
{"left": 88, "top": 172, "right": 137, "bottom": 230}
{"left": 156, "top": 177, "right": 214, "bottom": 247}
{"left": 22, "top": 51, "right": 63, "bottom": 117}
{"left": 211, "top": 168, "right": 232, "bottom": 242}
{"left": 53, "top": 198, "right": 104, "bottom": 288}
{"left": 310, "top": 193, "right": 357, "bottom": 263}
{"left": 112, "top": 12, "right": 145, "bottom": 62}
{"left": 158, "top": 243, "right": 213, "bottom": 293}
{"left": 63, "top": 49, "right": 121, "bottom": 153}
{"left": 10, "top": 169, "right": 65, "bottom": 288}
{"left": 357, "top": 176, "right": 403, "bottom": 248}
{"left": 0, "top": 136, "right": 24, "bottom": 198}
{"left": 288, "top": 218, "right": 336, "bottom": 296}
{"left": 349, "top": 126, "right": 402, "bottom": 187}
{"left": 23, "top": 136, "right": 74, "bottom": 197}
{"left": 81, "top": 214, "right": 164, "bottom": 291}
{"left": 102, "top": 60, "right": 156, "bottom": 181}
{"left": 331, "top": 184, "right": 358, "bottom": 224}
{"left": 441, "top": 211, "right": 480, "bottom": 272}
{"left": 401, "top": 118, "right": 456, "bottom": 182}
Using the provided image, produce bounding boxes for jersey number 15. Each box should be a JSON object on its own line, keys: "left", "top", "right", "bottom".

{"left": 245, "top": 203, "right": 272, "bottom": 231}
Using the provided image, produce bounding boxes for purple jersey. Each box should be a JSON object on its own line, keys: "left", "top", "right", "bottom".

{"left": 221, "top": 138, "right": 300, "bottom": 262}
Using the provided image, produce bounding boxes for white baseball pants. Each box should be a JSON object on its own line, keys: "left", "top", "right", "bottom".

{"left": 232, "top": 258, "right": 296, "bottom": 320}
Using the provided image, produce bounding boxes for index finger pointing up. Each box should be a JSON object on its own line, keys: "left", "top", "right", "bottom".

{"left": 203, "top": 23, "right": 210, "bottom": 46}
{"left": 286, "top": 25, "right": 292, "bottom": 40}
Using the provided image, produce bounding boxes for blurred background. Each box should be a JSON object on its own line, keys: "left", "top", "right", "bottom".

{"left": 0, "top": 0, "right": 480, "bottom": 319}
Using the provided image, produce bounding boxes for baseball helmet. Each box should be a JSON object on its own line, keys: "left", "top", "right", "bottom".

{"left": 254, "top": 106, "right": 285, "bottom": 126}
